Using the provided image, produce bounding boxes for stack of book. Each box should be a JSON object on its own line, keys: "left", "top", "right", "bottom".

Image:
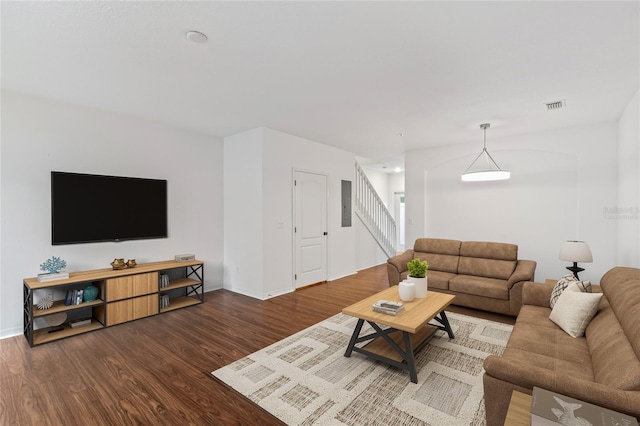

{"left": 37, "top": 271, "right": 70, "bottom": 282}
{"left": 160, "top": 274, "right": 170, "bottom": 288}
{"left": 372, "top": 300, "right": 405, "bottom": 316}
{"left": 530, "top": 386, "right": 638, "bottom": 426}
{"left": 160, "top": 294, "right": 170, "bottom": 309}
{"left": 64, "top": 289, "right": 84, "bottom": 305}
{"left": 69, "top": 318, "right": 92, "bottom": 328}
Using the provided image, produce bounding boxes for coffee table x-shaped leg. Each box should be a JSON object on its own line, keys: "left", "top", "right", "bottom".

{"left": 344, "top": 311, "right": 455, "bottom": 383}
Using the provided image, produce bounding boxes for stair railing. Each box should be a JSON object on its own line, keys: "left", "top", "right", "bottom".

{"left": 354, "top": 162, "right": 397, "bottom": 258}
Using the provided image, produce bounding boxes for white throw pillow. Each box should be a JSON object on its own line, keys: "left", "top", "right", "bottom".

{"left": 549, "top": 282, "right": 603, "bottom": 338}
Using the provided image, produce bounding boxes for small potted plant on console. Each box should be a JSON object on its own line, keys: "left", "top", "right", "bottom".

{"left": 407, "top": 258, "right": 428, "bottom": 298}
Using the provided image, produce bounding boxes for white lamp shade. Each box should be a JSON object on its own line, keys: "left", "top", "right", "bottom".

{"left": 461, "top": 170, "right": 511, "bottom": 181}
{"left": 559, "top": 241, "right": 593, "bottom": 263}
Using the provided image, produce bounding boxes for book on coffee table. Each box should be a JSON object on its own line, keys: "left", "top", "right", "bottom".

{"left": 372, "top": 300, "right": 405, "bottom": 316}
{"left": 530, "top": 386, "right": 638, "bottom": 426}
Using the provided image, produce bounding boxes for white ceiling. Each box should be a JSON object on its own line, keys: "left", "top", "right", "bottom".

{"left": 2, "top": 1, "right": 638, "bottom": 172}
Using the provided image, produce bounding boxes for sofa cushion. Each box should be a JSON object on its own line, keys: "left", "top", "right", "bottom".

{"left": 505, "top": 305, "right": 594, "bottom": 379}
{"left": 458, "top": 241, "right": 517, "bottom": 280}
{"left": 460, "top": 241, "right": 517, "bottom": 261}
{"left": 422, "top": 270, "right": 455, "bottom": 290}
{"left": 499, "top": 347, "right": 594, "bottom": 382}
{"left": 588, "top": 267, "right": 640, "bottom": 391}
{"left": 413, "top": 238, "right": 461, "bottom": 274}
{"left": 599, "top": 267, "right": 640, "bottom": 360}
{"left": 414, "top": 252, "right": 459, "bottom": 274}
{"left": 449, "top": 275, "right": 509, "bottom": 300}
{"left": 414, "top": 238, "right": 461, "bottom": 255}
{"left": 458, "top": 257, "right": 517, "bottom": 280}
{"left": 549, "top": 283, "right": 602, "bottom": 338}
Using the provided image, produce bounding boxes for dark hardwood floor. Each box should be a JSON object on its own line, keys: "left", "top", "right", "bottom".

{"left": 0, "top": 264, "right": 514, "bottom": 425}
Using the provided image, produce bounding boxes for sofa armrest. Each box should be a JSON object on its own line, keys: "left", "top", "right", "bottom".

{"left": 483, "top": 355, "right": 640, "bottom": 418}
{"left": 522, "top": 281, "right": 554, "bottom": 307}
{"left": 507, "top": 259, "right": 536, "bottom": 289}
{"left": 386, "top": 250, "right": 414, "bottom": 286}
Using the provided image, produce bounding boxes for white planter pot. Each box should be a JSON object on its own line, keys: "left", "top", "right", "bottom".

{"left": 409, "top": 276, "right": 428, "bottom": 298}
{"left": 398, "top": 280, "right": 415, "bottom": 302}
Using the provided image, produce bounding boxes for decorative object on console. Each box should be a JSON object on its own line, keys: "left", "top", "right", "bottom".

{"left": 69, "top": 318, "right": 92, "bottom": 328}
{"left": 461, "top": 123, "right": 511, "bottom": 182}
{"left": 126, "top": 259, "right": 137, "bottom": 268}
{"left": 39, "top": 256, "right": 67, "bottom": 274}
{"left": 44, "top": 312, "right": 67, "bottom": 327}
{"left": 37, "top": 292, "right": 54, "bottom": 310}
{"left": 559, "top": 240, "right": 593, "bottom": 279}
{"left": 407, "top": 258, "right": 428, "bottom": 298}
{"left": 83, "top": 283, "right": 99, "bottom": 302}
{"left": 398, "top": 280, "right": 415, "bottom": 302}
{"left": 110, "top": 258, "right": 126, "bottom": 270}
{"left": 37, "top": 271, "right": 70, "bottom": 282}
{"left": 175, "top": 254, "right": 195, "bottom": 262}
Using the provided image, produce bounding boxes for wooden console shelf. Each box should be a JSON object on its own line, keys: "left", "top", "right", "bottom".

{"left": 23, "top": 259, "right": 204, "bottom": 347}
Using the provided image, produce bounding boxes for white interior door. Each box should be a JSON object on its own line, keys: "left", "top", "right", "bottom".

{"left": 294, "top": 171, "right": 328, "bottom": 288}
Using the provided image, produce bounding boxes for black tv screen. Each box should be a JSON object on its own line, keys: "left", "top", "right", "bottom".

{"left": 51, "top": 171, "right": 168, "bottom": 245}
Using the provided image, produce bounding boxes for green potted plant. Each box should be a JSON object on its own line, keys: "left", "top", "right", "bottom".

{"left": 407, "top": 258, "right": 428, "bottom": 298}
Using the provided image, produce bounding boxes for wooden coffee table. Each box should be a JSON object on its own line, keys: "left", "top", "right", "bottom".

{"left": 342, "top": 287, "right": 456, "bottom": 383}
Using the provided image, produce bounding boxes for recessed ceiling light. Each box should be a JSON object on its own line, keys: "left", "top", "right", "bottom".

{"left": 186, "top": 31, "right": 208, "bottom": 44}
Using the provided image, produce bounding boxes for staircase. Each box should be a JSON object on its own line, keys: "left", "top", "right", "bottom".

{"left": 354, "top": 162, "right": 397, "bottom": 258}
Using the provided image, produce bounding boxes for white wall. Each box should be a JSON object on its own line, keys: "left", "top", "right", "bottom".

{"left": 405, "top": 122, "right": 620, "bottom": 283}
{"left": 354, "top": 218, "right": 388, "bottom": 269}
{"left": 222, "top": 128, "right": 264, "bottom": 297}
{"left": 223, "top": 127, "right": 358, "bottom": 300}
{"left": 617, "top": 90, "right": 640, "bottom": 266}
{"left": 0, "top": 91, "right": 224, "bottom": 338}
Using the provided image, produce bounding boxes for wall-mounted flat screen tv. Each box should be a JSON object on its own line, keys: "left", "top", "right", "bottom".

{"left": 51, "top": 171, "right": 168, "bottom": 245}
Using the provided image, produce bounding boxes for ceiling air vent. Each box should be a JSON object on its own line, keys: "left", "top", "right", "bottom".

{"left": 546, "top": 100, "right": 566, "bottom": 111}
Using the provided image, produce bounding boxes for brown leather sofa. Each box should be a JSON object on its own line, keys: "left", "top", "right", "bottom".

{"left": 483, "top": 266, "right": 640, "bottom": 425}
{"left": 387, "top": 238, "right": 536, "bottom": 316}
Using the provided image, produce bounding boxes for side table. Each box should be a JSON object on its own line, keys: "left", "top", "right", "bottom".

{"left": 504, "top": 390, "right": 531, "bottom": 426}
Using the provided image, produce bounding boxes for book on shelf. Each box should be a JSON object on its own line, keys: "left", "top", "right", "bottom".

{"left": 160, "top": 294, "right": 170, "bottom": 309}
{"left": 372, "top": 300, "right": 405, "bottom": 316}
{"left": 65, "top": 290, "right": 74, "bottom": 306}
{"left": 530, "top": 386, "right": 638, "bottom": 426}
{"left": 37, "top": 271, "right": 70, "bottom": 282}
{"left": 160, "top": 274, "right": 169, "bottom": 288}
{"left": 64, "top": 289, "right": 86, "bottom": 306}
{"left": 69, "top": 318, "right": 92, "bottom": 328}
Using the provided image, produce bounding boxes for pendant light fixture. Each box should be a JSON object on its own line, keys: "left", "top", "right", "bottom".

{"left": 461, "top": 123, "right": 510, "bottom": 182}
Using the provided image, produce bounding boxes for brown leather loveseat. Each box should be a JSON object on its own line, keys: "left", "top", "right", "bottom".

{"left": 387, "top": 238, "right": 536, "bottom": 316}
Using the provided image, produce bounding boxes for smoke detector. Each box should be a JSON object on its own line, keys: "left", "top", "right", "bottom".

{"left": 186, "top": 31, "right": 208, "bottom": 44}
{"left": 546, "top": 100, "right": 566, "bottom": 111}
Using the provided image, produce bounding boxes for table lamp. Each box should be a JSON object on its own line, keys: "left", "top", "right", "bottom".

{"left": 559, "top": 240, "right": 593, "bottom": 280}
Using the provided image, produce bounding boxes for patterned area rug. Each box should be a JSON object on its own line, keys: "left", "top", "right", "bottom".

{"left": 212, "top": 312, "right": 512, "bottom": 425}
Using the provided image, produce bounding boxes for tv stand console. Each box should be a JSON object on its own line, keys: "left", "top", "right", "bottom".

{"left": 23, "top": 259, "right": 204, "bottom": 347}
